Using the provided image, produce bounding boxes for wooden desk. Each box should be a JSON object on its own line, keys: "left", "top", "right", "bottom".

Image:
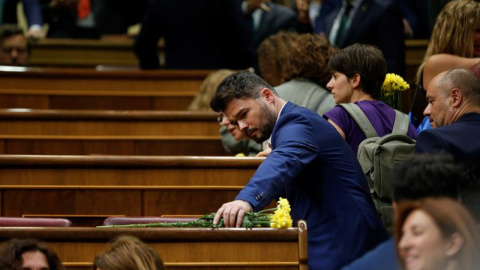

{"left": 0, "top": 109, "right": 220, "bottom": 136}
{"left": 0, "top": 224, "right": 308, "bottom": 270}
{"left": 0, "top": 155, "right": 262, "bottom": 225}
{"left": 0, "top": 67, "right": 212, "bottom": 110}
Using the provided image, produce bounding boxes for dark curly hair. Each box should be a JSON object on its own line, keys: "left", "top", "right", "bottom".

{"left": 257, "top": 31, "right": 298, "bottom": 86}
{"left": 0, "top": 238, "right": 65, "bottom": 270}
{"left": 283, "top": 33, "right": 337, "bottom": 87}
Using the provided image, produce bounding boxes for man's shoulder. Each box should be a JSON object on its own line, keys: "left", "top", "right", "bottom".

{"left": 341, "top": 238, "right": 399, "bottom": 270}
{"left": 281, "top": 102, "right": 322, "bottom": 119}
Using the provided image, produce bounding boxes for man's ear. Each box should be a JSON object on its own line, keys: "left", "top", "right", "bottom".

{"left": 450, "top": 88, "right": 462, "bottom": 108}
{"left": 260, "top": 88, "right": 275, "bottom": 103}
{"left": 445, "top": 232, "right": 464, "bottom": 258}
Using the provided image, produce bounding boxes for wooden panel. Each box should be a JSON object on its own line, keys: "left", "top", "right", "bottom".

{"left": 1, "top": 188, "right": 243, "bottom": 226}
{"left": 0, "top": 155, "right": 260, "bottom": 186}
{"left": 0, "top": 225, "right": 308, "bottom": 270}
{"left": 0, "top": 136, "right": 228, "bottom": 156}
{"left": 0, "top": 67, "right": 210, "bottom": 91}
{"left": 3, "top": 190, "right": 142, "bottom": 216}
{"left": 0, "top": 67, "right": 212, "bottom": 110}
{"left": 143, "top": 189, "right": 242, "bottom": 216}
{"left": 29, "top": 38, "right": 148, "bottom": 67}
{"left": 0, "top": 110, "right": 220, "bottom": 136}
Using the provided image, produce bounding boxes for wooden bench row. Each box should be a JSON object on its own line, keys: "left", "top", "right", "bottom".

{"left": 0, "top": 224, "right": 308, "bottom": 270}
{"left": 0, "top": 155, "right": 263, "bottom": 226}
{"left": 0, "top": 109, "right": 220, "bottom": 136}
{"left": 0, "top": 67, "right": 212, "bottom": 110}
{"left": 0, "top": 135, "right": 228, "bottom": 156}
{"left": 28, "top": 38, "right": 427, "bottom": 83}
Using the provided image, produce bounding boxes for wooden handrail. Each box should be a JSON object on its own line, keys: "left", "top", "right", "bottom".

{"left": 0, "top": 155, "right": 263, "bottom": 167}
{"left": 0, "top": 227, "right": 299, "bottom": 241}
{"left": 0, "top": 66, "right": 214, "bottom": 79}
{"left": 0, "top": 109, "right": 218, "bottom": 121}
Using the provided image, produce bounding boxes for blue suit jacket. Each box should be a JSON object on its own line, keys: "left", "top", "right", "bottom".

{"left": 3, "top": 0, "right": 43, "bottom": 27}
{"left": 322, "top": 0, "right": 405, "bottom": 75}
{"left": 341, "top": 238, "right": 399, "bottom": 270}
{"left": 134, "top": 0, "right": 254, "bottom": 69}
{"left": 236, "top": 102, "right": 388, "bottom": 270}
{"left": 415, "top": 113, "right": 480, "bottom": 164}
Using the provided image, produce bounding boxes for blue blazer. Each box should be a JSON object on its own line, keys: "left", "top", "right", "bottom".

{"left": 322, "top": 0, "right": 405, "bottom": 75}
{"left": 236, "top": 102, "right": 388, "bottom": 270}
{"left": 3, "top": 0, "right": 43, "bottom": 27}
{"left": 134, "top": 0, "right": 254, "bottom": 69}
{"left": 415, "top": 113, "right": 480, "bottom": 164}
{"left": 341, "top": 238, "right": 399, "bottom": 270}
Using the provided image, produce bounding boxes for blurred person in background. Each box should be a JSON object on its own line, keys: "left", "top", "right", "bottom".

{"left": 0, "top": 24, "right": 28, "bottom": 65}
{"left": 0, "top": 238, "right": 65, "bottom": 270}
{"left": 93, "top": 235, "right": 165, "bottom": 270}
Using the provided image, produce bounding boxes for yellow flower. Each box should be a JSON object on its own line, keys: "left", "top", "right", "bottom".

{"left": 383, "top": 73, "right": 410, "bottom": 93}
{"left": 270, "top": 197, "right": 293, "bottom": 229}
{"left": 380, "top": 73, "right": 410, "bottom": 110}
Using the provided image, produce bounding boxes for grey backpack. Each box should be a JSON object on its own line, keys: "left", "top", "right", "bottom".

{"left": 340, "top": 103, "right": 416, "bottom": 233}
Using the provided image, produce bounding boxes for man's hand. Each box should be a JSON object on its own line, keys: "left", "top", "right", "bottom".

{"left": 213, "top": 200, "right": 252, "bottom": 227}
{"left": 256, "top": 145, "right": 271, "bottom": 157}
{"left": 26, "top": 28, "right": 45, "bottom": 39}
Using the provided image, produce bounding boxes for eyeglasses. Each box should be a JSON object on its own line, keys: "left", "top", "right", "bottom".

{"left": 217, "top": 113, "right": 225, "bottom": 125}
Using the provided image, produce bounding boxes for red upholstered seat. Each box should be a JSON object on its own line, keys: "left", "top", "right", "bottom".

{"left": 103, "top": 216, "right": 198, "bottom": 226}
{"left": 0, "top": 217, "right": 72, "bottom": 227}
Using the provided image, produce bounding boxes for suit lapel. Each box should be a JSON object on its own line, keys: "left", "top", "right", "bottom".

{"left": 345, "top": 0, "right": 371, "bottom": 44}
{"left": 324, "top": 5, "right": 342, "bottom": 37}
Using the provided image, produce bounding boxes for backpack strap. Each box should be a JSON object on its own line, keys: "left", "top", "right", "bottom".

{"left": 392, "top": 110, "right": 410, "bottom": 136}
{"left": 339, "top": 103, "right": 378, "bottom": 138}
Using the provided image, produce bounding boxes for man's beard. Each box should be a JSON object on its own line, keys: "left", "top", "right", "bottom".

{"left": 245, "top": 103, "right": 276, "bottom": 143}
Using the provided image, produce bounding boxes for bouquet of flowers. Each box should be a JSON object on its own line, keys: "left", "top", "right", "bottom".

{"left": 380, "top": 73, "right": 410, "bottom": 111}
{"left": 99, "top": 198, "right": 293, "bottom": 229}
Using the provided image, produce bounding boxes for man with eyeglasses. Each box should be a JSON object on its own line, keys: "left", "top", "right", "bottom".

{"left": 0, "top": 25, "right": 29, "bottom": 66}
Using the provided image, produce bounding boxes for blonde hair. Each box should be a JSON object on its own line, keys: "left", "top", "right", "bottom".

{"left": 93, "top": 235, "right": 165, "bottom": 270}
{"left": 188, "top": 69, "right": 235, "bottom": 111}
{"left": 416, "top": 0, "right": 480, "bottom": 84}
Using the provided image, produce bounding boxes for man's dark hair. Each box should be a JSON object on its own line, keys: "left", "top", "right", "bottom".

{"left": 391, "top": 154, "right": 460, "bottom": 202}
{"left": 210, "top": 70, "right": 277, "bottom": 112}
{"left": 0, "top": 24, "right": 25, "bottom": 41}
{"left": 0, "top": 238, "right": 65, "bottom": 270}
{"left": 328, "top": 43, "right": 387, "bottom": 100}
{"left": 0, "top": 24, "right": 31, "bottom": 54}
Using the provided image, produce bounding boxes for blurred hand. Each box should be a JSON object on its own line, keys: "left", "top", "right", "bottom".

{"left": 213, "top": 200, "right": 252, "bottom": 227}
{"left": 255, "top": 146, "right": 271, "bottom": 157}
{"left": 26, "top": 28, "right": 45, "bottom": 39}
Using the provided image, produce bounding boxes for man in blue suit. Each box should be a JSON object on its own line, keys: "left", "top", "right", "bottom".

{"left": 210, "top": 71, "right": 388, "bottom": 270}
